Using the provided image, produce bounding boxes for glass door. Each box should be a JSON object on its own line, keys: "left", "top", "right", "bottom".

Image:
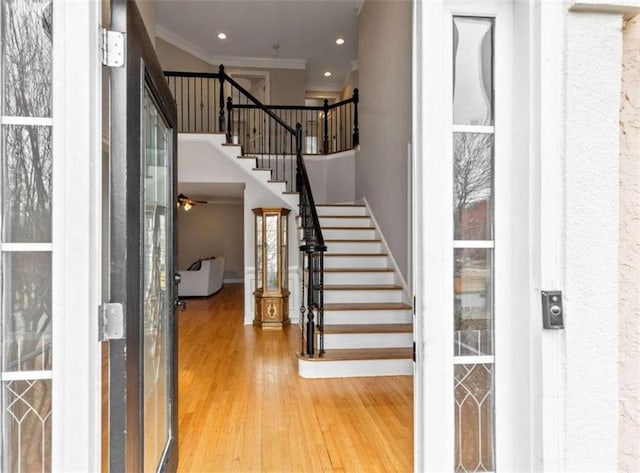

{"left": 107, "top": 0, "right": 178, "bottom": 471}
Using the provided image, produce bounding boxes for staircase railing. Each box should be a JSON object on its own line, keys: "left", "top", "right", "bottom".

{"left": 165, "top": 65, "right": 328, "bottom": 357}
{"left": 164, "top": 67, "right": 359, "bottom": 156}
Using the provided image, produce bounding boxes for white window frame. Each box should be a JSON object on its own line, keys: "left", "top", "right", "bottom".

{"left": 50, "top": 1, "right": 102, "bottom": 471}
{"left": 413, "top": 0, "right": 532, "bottom": 471}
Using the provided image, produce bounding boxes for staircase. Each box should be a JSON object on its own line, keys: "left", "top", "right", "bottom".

{"left": 297, "top": 203, "right": 414, "bottom": 378}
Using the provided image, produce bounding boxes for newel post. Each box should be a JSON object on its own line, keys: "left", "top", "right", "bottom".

{"left": 226, "top": 96, "right": 233, "bottom": 144}
{"left": 323, "top": 99, "right": 329, "bottom": 154}
{"left": 352, "top": 88, "right": 359, "bottom": 147}
{"left": 218, "top": 64, "right": 226, "bottom": 133}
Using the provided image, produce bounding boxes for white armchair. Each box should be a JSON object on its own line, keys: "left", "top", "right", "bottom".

{"left": 178, "top": 257, "right": 225, "bottom": 297}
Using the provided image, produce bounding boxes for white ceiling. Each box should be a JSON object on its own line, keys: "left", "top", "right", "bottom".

{"left": 178, "top": 182, "right": 245, "bottom": 203}
{"left": 155, "top": 0, "right": 360, "bottom": 91}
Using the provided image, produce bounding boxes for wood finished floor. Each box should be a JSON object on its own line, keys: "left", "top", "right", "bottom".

{"left": 178, "top": 284, "right": 413, "bottom": 473}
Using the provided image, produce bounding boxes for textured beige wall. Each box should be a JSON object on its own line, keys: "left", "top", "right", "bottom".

{"left": 270, "top": 69, "right": 306, "bottom": 105}
{"left": 156, "top": 38, "right": 214, "bottom": 73}
{"left": 619, "top": 15, "right": 640, "bottom": 472}
{"left": 357, "top": 0, "right": 412, "bottom": 278}
{"left": 177, "top": 203, "right": 244, "bottom": 280}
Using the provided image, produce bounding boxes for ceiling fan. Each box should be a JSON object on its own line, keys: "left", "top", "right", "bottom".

{"left": 177, "top": 193, "right": 206, "bottom": 211}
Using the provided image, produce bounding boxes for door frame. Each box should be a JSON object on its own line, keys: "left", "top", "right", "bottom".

{"left": 108, "top": 0, "right": 179, "bottom": 471}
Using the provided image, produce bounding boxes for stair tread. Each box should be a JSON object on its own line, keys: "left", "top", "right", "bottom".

{"left": 298, "top": 347, "right": 412, "bottom": 362}
{"left": 322, "top": 324, "right": 413, "bottom": 334}
{"left": 317, "top": 204, "right": 365, "bottom": 207}
{"left": 268, "top": 180, "right": 287, "bottom": 183}
{"left": 324, "top": 253, "right": 387, "bottom": 257}
{"left": 323, "top": 284, "right": 402, "bottom": 291}
{"left": 324, "top": 302, "right": 412, "bottom": 311}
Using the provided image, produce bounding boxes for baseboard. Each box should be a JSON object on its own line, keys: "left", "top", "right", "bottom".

{"left": 223, "top": 278, "right": 244, "bottom": 284}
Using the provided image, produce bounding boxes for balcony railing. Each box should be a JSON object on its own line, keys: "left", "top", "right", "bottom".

{"left": 164, "top": 69, "right": 359, "bottom": 156}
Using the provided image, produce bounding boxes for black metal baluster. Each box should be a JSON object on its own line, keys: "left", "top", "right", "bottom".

{"left": 353, "top": 88, "right": 359, "bottom": 147}
{"left": 323, "top": 99, "right": 329, "bottom": 155}
{"left": 226, "top": 96, "right": 232, "bottom": 143}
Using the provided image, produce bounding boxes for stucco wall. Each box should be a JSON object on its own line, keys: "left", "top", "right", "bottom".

{"left": 564, "top": 10, "right": 622, "bottom": 471}
{"left": 357, "top": 0, "right": 411, "bottom": 278}
{"left": 619, "top": 14, "right": 640, "bottom": 472}
{"left": 177, "top": 203, "right": 244, "bottom": 281}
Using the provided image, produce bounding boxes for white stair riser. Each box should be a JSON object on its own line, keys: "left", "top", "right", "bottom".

{"left": 321, "top": 228, "right": 378, "bottom": 239}
{"left": 324, "top": 309, "right": 412, "bottom": 325}
{"left": 324, "top": 255, "right": 389, "bottom": 268}
{"left": 323, "top": 271, "right": 395, "bottom": 285}
{"left": 323, "top": 289, "right": 404, "bottom": 304}
{"left": 298, "top": 358, "right": 413, "bottom": 378}
{"left": 325, "top": 241, "right": 382, "bottom": 253}
{"left": 316, "top": 206, "right": 368, "bottom": 216}
{"left": 319, "top": 217, "right": 372, "bottom": 227}
{"left": 321, "top": 332, "right": 413, "bottom": 349}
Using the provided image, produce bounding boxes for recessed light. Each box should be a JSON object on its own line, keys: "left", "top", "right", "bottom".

{"left": 217, "top": 32, "right": 227, "bottom": 40}
{"left": 336, "top": 38, "right": 345, "bottom": 45}
{"left": 324, "top": 71, "right": 332, "bottom": 77}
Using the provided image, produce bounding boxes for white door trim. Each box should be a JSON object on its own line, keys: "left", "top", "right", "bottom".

{"left": 51, "top": 0, "right": 102, "bottom": 471}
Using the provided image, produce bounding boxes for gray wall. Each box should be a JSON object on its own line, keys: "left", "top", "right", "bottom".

{"left": 357, "top": 0, "right": 412, "bottom": 278}
{"left": 177, "top": 203, "right": 244, "bottom": 281}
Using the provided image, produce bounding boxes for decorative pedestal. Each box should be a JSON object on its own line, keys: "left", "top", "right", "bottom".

{"left": 253, "top": 289, "right": 290, "bottom": 329}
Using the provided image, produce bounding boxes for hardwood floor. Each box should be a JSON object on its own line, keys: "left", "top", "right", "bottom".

{"left": 178, "top": 284, "right": 413, "bottom": 472}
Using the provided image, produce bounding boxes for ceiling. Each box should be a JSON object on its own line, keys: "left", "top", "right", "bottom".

{"left": 178, "top": 182, "right": 245, "bottom": 203}
{"left": 155, "top": 0, "right": 360, "bottom": 91}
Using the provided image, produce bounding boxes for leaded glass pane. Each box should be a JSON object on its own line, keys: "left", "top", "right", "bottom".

{"left": 453, "top": 132, "right": 493, "bottom": 241}
{"left": 2, "top": 125, "right": 52, "bottom": 242}
{"left": 454, "top": 364, "right": 494, "bottom": 472}
{"left": 256, "top": 215, "right": 263, "bottom": 290}
{"left": 2, "top": 379, "right": 52, "bottom": 472}
{"left": 453, "top": 17, "right": 494, "bottom": 126}
{"left": 142, "top": 87, "right": 171, "bottom": 473}
{"left": 454, "top": 249, "right": 493, "bottom": 356}
{"left": 2, "top": 252, "right": 52, "bottom": 372}
{"left": 2, "top": 0, "right": 53, "bottom": 117}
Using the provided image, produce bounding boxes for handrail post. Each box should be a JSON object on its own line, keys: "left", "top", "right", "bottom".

{"left": 218, "top": 65, "right": 226, "bottom": 132}
{"left": 352, "top": 88, "right": 359, "bottom": 147}
{"left": 226, "top": 96, "right": 233, "bottom": 144}
{"left": 323, "top": 99, "right": 329, "bottom": 154}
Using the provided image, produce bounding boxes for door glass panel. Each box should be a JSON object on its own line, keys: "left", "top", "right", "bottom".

{"left": 454, "top": 364, "right": 494, "bottom": 471}
{"left": 142, "top": 86, "right": 171, "bottom": 472}
{"left": 453, "top": 17, "right": 494, "bottom": 126}
{"left": 453, "top": 132, "right": 493, "bottom": 241}
{"left": 2, "top": 252, "right": 52, "bottom": 372}
{"left": 2, "top": 125, "right": 53, "bottom": 242}
{"left": 2, "top": 0, "right": 52, "bottom": 118}
{"left": 454, "top": 249, "right": 493, "bottom": 357}
{"left": 1, "top": 2, "right": 53, "bottom": 470}
{"left": 453, "top": 16, "right": 495, "bottom": 473}
{"left": 281, "top": 214, "right": 287, "bottom": 289}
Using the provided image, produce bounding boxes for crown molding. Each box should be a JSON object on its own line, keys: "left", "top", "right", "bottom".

{"left": 208, "top": 55, "right": 307, "bottom": 70}
{"left": 156, "top": 25, "right": 307, "bottom": 70}
{"left": 351, "top": 59, "right": 359, "bottom": 71}
{"left": 156, "top": 25, "right": 214, "bottom": 65}
{"left": 357, "top": 0, "right": 366, "bottom": 16}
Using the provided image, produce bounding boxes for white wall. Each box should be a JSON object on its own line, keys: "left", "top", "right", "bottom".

{"left": 178, "top": 135, "right": 301, "bottom": 323}
{"left": 304, "top": 151, "right": 356, "bottom": 204}
{"left": 357, "top": 0, "right": 412, "bottom": 278}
